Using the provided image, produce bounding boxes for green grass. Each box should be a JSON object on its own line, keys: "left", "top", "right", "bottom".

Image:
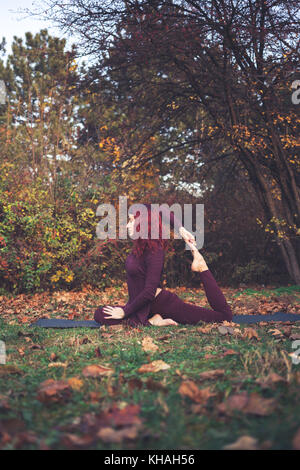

{"left": 233, "top": 285, "right": 300, "bottom": 298}
{"left": 1, "top": 316, "right": 300, "bottom": 450}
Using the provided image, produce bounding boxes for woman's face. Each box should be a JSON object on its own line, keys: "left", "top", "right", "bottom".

{"left": 126, "top": 214, "right": 135, "bottom": 237}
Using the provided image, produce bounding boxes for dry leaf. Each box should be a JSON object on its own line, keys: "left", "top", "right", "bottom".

{"left": 292, "top": 428, "right": 300, "bottom": 450}
{"left": 18, "top": 348, "right": 25, "bottom": 357}
{"left": 62, "top": 433, "right": 95, "bottom": 448}
{"left": 198, "top": 369, "right": 225, "bottom": 380}
{"left": 218, "top": 326, "right": 234, "bottom": 335}
{"left": 67, "top": 377, "right": 84, "bottom": 391}
{"left": 156, "top": 395, "right": 169, "bottom": 415}
{"left": 242, "top": 328, "right": 260, "bottom": 341}
{"left": 255, "top": 372, "right": 285, "bottom": 389}
{"left": 142, "top": 336, "right": 159, "bottom": 353}
{"left": 217, "top": 392, "right": 249, "bottom": 414}
{"left": 244, "top": 393, "right": 276, "bottom": 415}
{"left": 37, "top": 379, "right": 72, "bottom": 404}
{"left": 48, "top": 362, "right": 67, "bottom": 368}
{"left": 0, "top": 365, "right": 22, "bottom": 376}
{"left": 82, "top": 364, "right": 114, "bottom": 378}
{"left": 97, "top": 426, "right": 138, "bottom": 443}
{"left": 197, "top": 325, "right": 214, "bottom": 334}
{"left": 223, "top": 435, "right": 259, "bottom": 450}
{"left": 221, "top": 349, "right": 239, "bottom": 357}
{"left": 178, "top": 381, "right": 215, "bottom": 404}
{"left": 268, "top": 329, "right": 284, "bottom": 337}
{"left": 218, "top": 391, "right": 276, "bottom": 416}
{"left": 138, "top": 360, "right": 170, "bottom": 373}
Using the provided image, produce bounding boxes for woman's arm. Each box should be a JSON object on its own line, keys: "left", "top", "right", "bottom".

{"left": 123, "top": 248, "right": 165, "bottom": 318}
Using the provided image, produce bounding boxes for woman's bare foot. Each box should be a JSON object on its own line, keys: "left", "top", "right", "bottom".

{"left": 149, "top": 314, "right": 178, "bottom": 326}
{"left": 185, "top": 240, "right": 209, "bottom": 273}
{"left": 179, "top": 227, "right": 196, "bottom": 245}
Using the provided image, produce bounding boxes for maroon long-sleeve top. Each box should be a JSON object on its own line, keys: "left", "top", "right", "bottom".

{"left": 122, "top": 206, "right": 182, "bottom": 326}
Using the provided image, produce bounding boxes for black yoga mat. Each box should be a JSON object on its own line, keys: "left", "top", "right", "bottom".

{"left": 29, "top": 319, "right": 101, "bottom": 328}
{"left": 29, "top": 311, "right": 300, "bottom": 328}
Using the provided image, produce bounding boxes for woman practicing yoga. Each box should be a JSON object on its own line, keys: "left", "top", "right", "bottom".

{"left": 94, "top": 204, "right": 233, "bottom": 327}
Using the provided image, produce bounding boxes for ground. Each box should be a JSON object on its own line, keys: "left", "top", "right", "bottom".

{"left": 0, "top": 283, "right": 300, "bottom": 450}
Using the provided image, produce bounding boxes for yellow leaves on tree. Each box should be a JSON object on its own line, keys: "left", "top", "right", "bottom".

{"left": 98, "top": 131, "right": 160, "bottom": 200}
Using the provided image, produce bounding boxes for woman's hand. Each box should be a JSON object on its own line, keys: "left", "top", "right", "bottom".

{"left": 148, "top": 314, "right": 178, "bottom": 326}
{"left": 179, "top": 227, "right": 196, "bottom": 246}
{"left": 103, "top": 306, "right": 125, "bottom": 320}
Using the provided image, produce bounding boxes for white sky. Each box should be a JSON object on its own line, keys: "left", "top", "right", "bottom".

{"left": 0, "top": 0, "right": 77, "bottom": 61}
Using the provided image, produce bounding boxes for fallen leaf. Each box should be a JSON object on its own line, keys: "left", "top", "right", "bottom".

{"left": 0, "top": 365, "right": 23, "bottom": 376}
{"left": 145, "top": 378, "right": 167, "bottom": 392}
{"left": 67, "top": 377, "right": 84, "bottom": 391}
{"left": 82, "top": 364, "right": 114, "bottom": 378}
{"left": 197, "top": 325, "right": 214, "bottom": 334}
{"left": 79, "top": 336, "right": 91, "bottom": 345}
{"left": 292, "top": 428, "right": 300, "bottom": 450}
{"left": 221, "top": 349, "right": 239, "bottom": 357}
{"left": 268, "top": 328, "right": 284, "bottom": 337}
{"left": 18, "top": 348, "right": 25, "bottom": 357}
{"left": 127, "top": 378, "right": 143, "bottom": 392}
{"left": 157, "top": 334, "right": 171, "bottom": 341}
{"left": 49, "top": 352, "right": 58, "bottom": 362}
{"left": 37, "top": 379, "right": 72, "bottom": 404}
{"left": 97, "top": 426, "right": 138, "bottom": 443}
{"left": 89, "top": 391, "right": 102, "bottom": 403}
{"left": 95, "top": 347, "right": 102, "bottom": 358}
{"left": 242, "top": 328, "right": 260, "bottom": 341}
{"left": 218, "top": 326, "right": 234, "bottom": 335}
{"left": 223, "top": 435, "right": 259, "bottom": 450}
{"left": 218, "top": 326, "right": 229, "bottom": 335}
{"left": 217, "top": 392, "right": 249, "bottom": 414}
{"left": 198, "top": 369, "right": 225, "bottom": 380}
{"left": 178, "top": 381, "right": 215, "bottom": 404}
{"left": 255, "top": 372, "right": 285, "bottom": 389}
{"left": 48, "top": 362, "right": 68, "bottom": 368}
{"left": 244, "top": 393, "right": 276, "bottom": 415}
{"left": 142, "top": 336, "right": 159, "bottom": 353}
{"left": 156, "top": 395, "right": 169, "bottom": 415}
{"left": 290, "top": 333, "right": 300, "bottom": 340}
{"left": 0, "top": 395, "right": 10, "bottom": 411}
{"left": 107, "top": 325, "right": 124, "bottom": 332}
{"left": 217, "top": 391, "right": 276, "bottom": 416}
{"left": 14, "top": 431, "right": 38, "bottom": 449}
{"left": 62, "top": 433, "right": 95, "bottom": 448}
{"left": 138, "top": 360, "right": 170, "bottom": 373}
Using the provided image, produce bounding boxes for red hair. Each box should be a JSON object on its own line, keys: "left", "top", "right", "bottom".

{"left": 130, "top": 203, "right": 169, "bottom": 257}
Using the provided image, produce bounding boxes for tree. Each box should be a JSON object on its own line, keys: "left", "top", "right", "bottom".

{"left": 29, "top": 0, "right": 300, "bottom": 282}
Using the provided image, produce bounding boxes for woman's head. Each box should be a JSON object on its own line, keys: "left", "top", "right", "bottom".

{"left": 127, "top": 203, "right": 168, "bottom": 257}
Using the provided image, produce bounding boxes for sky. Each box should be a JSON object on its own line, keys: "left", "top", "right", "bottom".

{"left": 0, "top": 0, "right": 76, "bottom": 60}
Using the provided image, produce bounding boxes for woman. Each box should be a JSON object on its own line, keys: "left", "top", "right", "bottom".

{"left": 94, "top": 204, "right": 233, "bottom": 327}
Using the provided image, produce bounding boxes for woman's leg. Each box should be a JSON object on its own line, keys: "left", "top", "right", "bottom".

{"left": 149, "top": 269, "right": 232, "bottom": 325}
{"left": 150, "top": 238, "right": 233, "bottom": 325}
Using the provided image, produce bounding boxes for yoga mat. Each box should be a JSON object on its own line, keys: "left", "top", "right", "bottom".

{"left": 232, "top": 312, "right": 300, "bottom": 324}
{"left": 29, "top": 319, "right": 101, "bottom": 328}
{"left": 29, "top": 311, "right": 300, "bottom": 328}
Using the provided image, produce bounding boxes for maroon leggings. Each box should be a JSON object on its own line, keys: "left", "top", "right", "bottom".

{"left": 94, "top": 269, "right": 232, "bottom": 325}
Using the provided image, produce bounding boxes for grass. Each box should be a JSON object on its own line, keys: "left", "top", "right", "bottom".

{"left": 233, "top": 285, "right": 300, "bottom": 298}
{"left": 1, "top": 304, "right": 300, "bottom": 450}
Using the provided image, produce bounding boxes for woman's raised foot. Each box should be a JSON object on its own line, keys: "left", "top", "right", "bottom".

{"left": 185, "top": 240, "right": 209, "bottom": 273}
